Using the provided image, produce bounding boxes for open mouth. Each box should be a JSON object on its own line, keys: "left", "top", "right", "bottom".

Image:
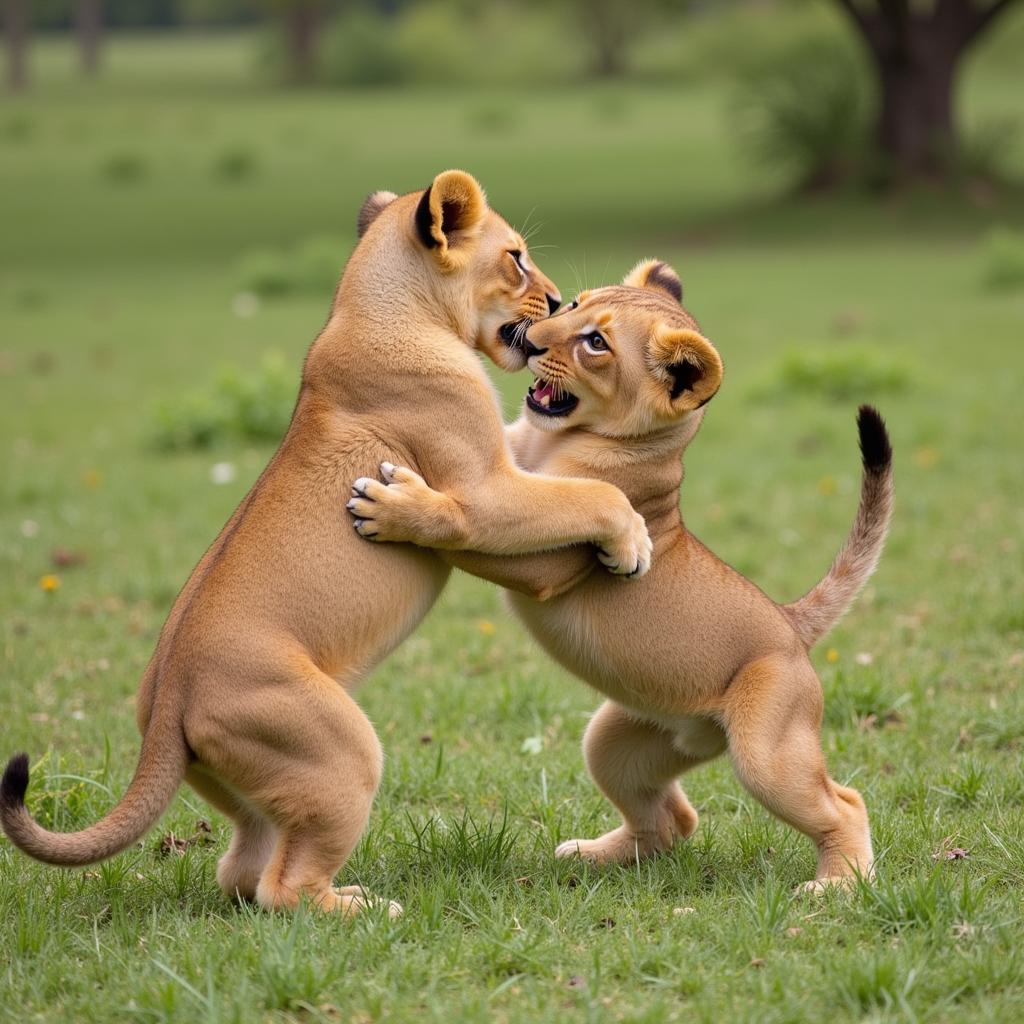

{"left": 499, "top": 318, "right": 531, "bottom": 351}
{"left": 527, "top": 378, "right": 579, "bottom": 417}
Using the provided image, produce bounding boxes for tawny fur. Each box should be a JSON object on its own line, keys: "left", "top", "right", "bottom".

{"left": 356, "top": 258, "right": 895, "bottom": 890}
{"left": 0, "top": 172, "right": 654, "bottom": 915}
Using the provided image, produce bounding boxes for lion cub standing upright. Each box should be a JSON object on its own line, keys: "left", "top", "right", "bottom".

{"left": 349, "top": 259, "right": 894, "bottom": 890}
{"left": 1, "top": 172, "right": 653, "bottom": 916}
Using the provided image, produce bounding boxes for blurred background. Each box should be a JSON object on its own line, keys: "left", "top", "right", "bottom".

{"left": 1, "top": 0, "right": 1022, "bottom": 755}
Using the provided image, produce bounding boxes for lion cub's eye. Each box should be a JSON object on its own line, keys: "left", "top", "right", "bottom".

{"left": 508, "top": 250, "right": 527, "bottom": 275}
{"left": 582, "top": 332, "right": 609, "bottom": 355}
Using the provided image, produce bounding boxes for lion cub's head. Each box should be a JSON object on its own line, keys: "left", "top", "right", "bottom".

{"left": 520, "top": 260, "right": 723, "bottom": 438}
{"left": 355, "top": 170, "right": 561, "bottom": 372}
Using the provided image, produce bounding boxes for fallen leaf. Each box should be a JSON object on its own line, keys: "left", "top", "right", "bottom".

{"left": 51, "top": 547, "right": 86, "bottom": 568}
{"left": 785, "top": 927, "right": 803, "bottom": 938}
{"left": 932, "top": 847, "right": 969, "bottom": 861}
{"left": 158, "top": 823, "right": 216, "bottom": 856}
{"left": 750, "top": 958, "right": 766, "bottom": 969}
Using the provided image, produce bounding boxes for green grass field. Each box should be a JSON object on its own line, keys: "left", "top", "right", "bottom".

{"left": 2, "top": 28, "right": 1024, "bottom": 1024}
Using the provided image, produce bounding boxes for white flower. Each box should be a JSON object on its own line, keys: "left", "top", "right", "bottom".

{"left": 855, "top": 651, "right": 874, "bottom": 666}
{"left": 232, "top": 292, "right": 260, "bottom": 318}
{"left": 209, "top": 462, "right": 237, "bottom": 485}
{"left": 520, "top": 736, "right": 543, "bottom": 755}
{"left": 20, "top": 519, "right": 39, "bottom": 538}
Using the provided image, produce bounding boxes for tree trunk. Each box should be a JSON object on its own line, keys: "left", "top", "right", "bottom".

{"left": 284, "top": 6, "right": 319, "bottom": 84}
{"left": 583, "top": 0, "right": 628, "bottom": 77}
{"left": 4, "top": 0, "right": 28, "bottom": 92}
{"left": 76, "top": 0, "right": 103, "bottom": 78}
{"left": 875, "top": 45, "right": 957, "bottom": 179}
{"left": 833, "top": 0, "right": 1021, "bottom": 185}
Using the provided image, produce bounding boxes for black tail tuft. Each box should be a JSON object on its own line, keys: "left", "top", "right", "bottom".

{"left": 1, "top": 753, "right": 30, "bottom": 812}
{"left": 857, "top": 405, "right": 892, "bottom": 474}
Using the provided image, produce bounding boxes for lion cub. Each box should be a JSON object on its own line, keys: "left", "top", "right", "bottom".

{"left": 349, "top": 259, "right": 894, "bottom": 890}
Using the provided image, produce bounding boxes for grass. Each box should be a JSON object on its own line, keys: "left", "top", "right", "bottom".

{"left": 2, "top": 25, "right": 1024, "bottom": 1024}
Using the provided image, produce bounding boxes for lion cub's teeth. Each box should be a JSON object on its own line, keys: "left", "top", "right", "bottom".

{"left": 539, "top": 395, "right": 550, "bottom": 407}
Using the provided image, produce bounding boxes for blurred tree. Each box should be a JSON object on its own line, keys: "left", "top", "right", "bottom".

{"left": 3, "top": 0, "right": 29, "bottom": 91}
{"left": 833, "top": 0, "right": 1020, "bottom": 181}
{"left": 180, "top": 0, "right": 261, "bottom": 25}
{"left": 75, "top": 0, "right": 102, "bottom": 76}
{"left": 565, "top": 0, "right": 684, "bottom": 76}
{"left": 263, "top": 0, "right": 336, "bottom": 83}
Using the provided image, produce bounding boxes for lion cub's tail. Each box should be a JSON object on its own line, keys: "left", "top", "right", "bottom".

{"left": 783, "top": 405, "right": 893, "bottom": 649}
{"left": 0, "top": 698, "right": 187, "bottom": 867}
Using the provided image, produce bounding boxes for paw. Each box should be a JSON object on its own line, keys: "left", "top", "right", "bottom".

{"left": 795, "top": 875, "right": 858, "bottom": 896}
{"left": 334, "top": 885, "right": 403, "bottom": 918}
{"left": 597, "top": 511, "right": 653, "bottom": 578}
{"left": 555, "top": 830, "right": 652, "bottom": 866}
{"left": 345, "top": 463, "right": 438, "bottom": 543}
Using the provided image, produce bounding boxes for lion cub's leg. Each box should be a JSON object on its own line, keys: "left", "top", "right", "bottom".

{"left": 556, "top": 702, "right": 720, "bottom": 865}
{"left": 185, "top": 766, "right": 277, "bottom": 902}
{"left": 723, "top": 654, "right": 873, "bottom": 892}
{"left": 186, "top": 669, "right": 400, "bottom": 917}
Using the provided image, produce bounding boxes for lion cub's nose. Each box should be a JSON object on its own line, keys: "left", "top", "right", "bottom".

{"left": 546, "top": 294, "right": 561, "bottom": 316}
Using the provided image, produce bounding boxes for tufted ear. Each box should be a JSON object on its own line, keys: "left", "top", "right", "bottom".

{"left": 623, "top": 259, "right": 683, "bottom": 303}
{"left": 414, "top": 170, "right": 488, "bottom": 269}
{"left": 648, "top": 325, "right": 722, "bottom": 412}
{"left": 357, "top": 190, "right": 398, "bottom": 238}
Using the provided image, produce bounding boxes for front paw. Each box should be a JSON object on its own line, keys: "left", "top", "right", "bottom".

{"left": 345, "top": 463, "right": 442, "bottom": 544}
{"left": 555, "top": 831, "right": 650, "bottom": 865}
{"left": 597, "top": 511, "right": 653, "bottom": 578}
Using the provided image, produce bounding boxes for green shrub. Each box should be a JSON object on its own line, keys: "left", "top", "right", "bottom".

{"left": 321, "top": 7, "right": 408, "bottom": 87}
{"left": 958, "top": 115, "right": 1021, "bottom": 185}
{"left": 213, "top": 145, "right": 259, "bottom": 182}
{"left": 980, "top": 227, "right": 1024, "bottom": 291}
{"left": 99, "top": 151, "right": 149, "bottom": 184}
{"left": 734, "top": 36, "right": 870, "bottom": 192}
{"left": 237, "top": 235, "right": 344, "bottom": 299}
{"left": 150, "top": 354, "right": 295, "bottom": 452}
{"left": 752, "top": 344, "right": 911, "bottom": 403}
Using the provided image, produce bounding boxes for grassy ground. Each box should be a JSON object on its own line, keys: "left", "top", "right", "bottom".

{"left": 2, "top": 29, "right": 1024, "bottom": 1024}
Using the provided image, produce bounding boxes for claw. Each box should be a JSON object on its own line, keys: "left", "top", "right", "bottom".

{"left": 381, "top": 462, "right": 397, "bottom": 483}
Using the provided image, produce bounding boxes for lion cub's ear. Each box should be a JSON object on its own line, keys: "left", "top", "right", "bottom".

{"left": 414, "top": 170, "right": 488, "bottom": 270}
{"left": 648, "top": 325, "right": 723, "bottom": 412}
{"left": 357, "top": 190, "right": 398, "bottom": 238}
{"left": 623, "top": 259, "right": 683, "bottom": 303}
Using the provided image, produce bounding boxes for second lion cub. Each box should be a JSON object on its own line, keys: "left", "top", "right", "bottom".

{"left": 349, "top": 259, "right": 893, "bottom": 890}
